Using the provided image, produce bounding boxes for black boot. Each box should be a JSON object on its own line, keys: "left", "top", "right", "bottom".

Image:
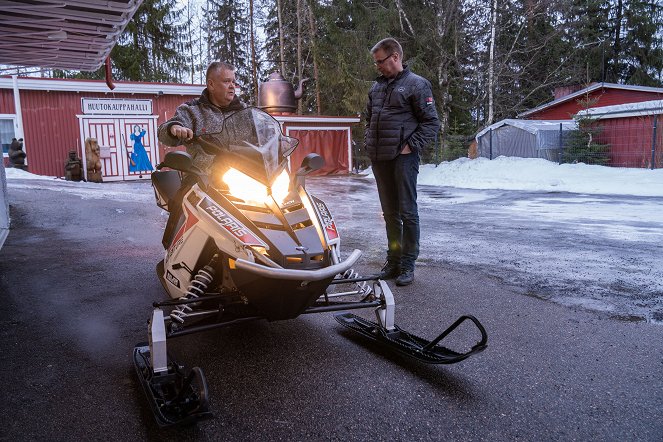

{"left": 378, "top": 260, "right": 401, "bottom": 280}
{"left": 396, "top": 268, "right": 414, "bottom": 286}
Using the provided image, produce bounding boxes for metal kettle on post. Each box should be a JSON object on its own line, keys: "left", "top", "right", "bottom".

{"left": 258, "top": 72, "right": 308, "bottom": 114}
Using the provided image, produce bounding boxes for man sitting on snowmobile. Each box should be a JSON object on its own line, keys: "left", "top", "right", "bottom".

{"left": 158, "top": 61, "right": 247, "bottom": 172}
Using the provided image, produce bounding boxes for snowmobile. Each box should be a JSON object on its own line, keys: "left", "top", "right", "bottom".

{"left": 134, "top": 107, "right": 487, "bottom": 427}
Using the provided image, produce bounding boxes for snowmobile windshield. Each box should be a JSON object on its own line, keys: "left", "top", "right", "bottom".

{"left": 198, "top": 107, "right": 298, "bottom": 184}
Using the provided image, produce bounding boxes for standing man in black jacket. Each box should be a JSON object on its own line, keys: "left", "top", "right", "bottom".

{"left": 365, "top": 38, "right": 440, "bottom": 286}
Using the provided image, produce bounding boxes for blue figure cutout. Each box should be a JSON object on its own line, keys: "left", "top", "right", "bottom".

{"left": 129, "top": 125, "right": 154, "bottom": 173}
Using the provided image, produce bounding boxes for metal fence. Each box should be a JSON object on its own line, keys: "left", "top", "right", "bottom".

{"left": 559, "top": 115, "right": 662, "bottom": 169}
{"left": 352, "top": 114, "right": 662, "bottom": 170}
{"left": 485, "top": 115, "right": 662, "bottom": 169}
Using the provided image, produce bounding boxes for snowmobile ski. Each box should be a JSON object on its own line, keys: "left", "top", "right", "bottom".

{"left": 334, "top": 312, "right": 487, "bottom": 364}
{"left": 133, "top": 343, "right": 212, "bottom": 427}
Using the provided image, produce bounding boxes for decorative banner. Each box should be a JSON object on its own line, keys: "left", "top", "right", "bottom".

{"left": 81, "top": 98, "right": 153, "bottom": 115}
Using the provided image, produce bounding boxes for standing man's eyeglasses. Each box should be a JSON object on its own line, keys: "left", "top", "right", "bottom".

{"left": 373, "top": 53, "right": 393, "bottom": 66}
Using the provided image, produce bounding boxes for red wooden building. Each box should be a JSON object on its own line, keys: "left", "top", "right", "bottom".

{"left": 518, "top": 83, "right": 663, "bottom": 120}
{"left": 0, "top": 76, "right": 359, "bottom": 180}
{"left": 576, "top": 100, "right": 663, "bottom": 168}
{"left": 516, "top": 83, "right": 663, "bottom": 168}
{"left": 0, "top": 76, "right": 205, "bottom": 180}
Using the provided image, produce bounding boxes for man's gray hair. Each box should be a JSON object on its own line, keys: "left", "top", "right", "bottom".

{"left": 371, "top": 38, "right": 403, "bottom": 59}
{"left": 206, "top": 61, "right": 235, "bottom": 82}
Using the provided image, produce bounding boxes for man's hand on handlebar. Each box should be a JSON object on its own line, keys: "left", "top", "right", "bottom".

{"left": 170, "top": 124, "right": 194, "bottom": 143}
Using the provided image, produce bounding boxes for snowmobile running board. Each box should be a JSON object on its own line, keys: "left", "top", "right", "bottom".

{"left": 334, "top": 313, "right": 487, "bottom": 364}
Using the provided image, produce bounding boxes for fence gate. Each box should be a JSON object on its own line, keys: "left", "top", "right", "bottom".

{"left": 78, "top": 115, "right": 159, "bottom": 181}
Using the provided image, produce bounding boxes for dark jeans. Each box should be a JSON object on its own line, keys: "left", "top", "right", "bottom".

{"left": 371, "top": 152, "right": 420, "bottom": 270}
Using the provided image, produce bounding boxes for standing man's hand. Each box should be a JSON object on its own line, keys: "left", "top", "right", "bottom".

{"left": 401, "top": 143, "right": 412, "bottom": 154}
{"left": 170, "top": 124, "right": 194, "bottom": 143}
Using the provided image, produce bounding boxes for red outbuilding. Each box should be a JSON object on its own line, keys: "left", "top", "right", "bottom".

{"left": 516, "top": 83, "right": 663, "bottom": 168}
{"left": 1, "top": 76, "right": 359, "bottom": 180}
{"left": 518, "top": 83, "right": 663, "bottom": 120}
{"left": 576, "top": 100, "right": 663, "bottom": 168}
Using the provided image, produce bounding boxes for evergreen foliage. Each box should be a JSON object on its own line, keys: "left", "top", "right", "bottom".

{"left": 45, "top": 0, "right": 663, "bottom": 165}
{"left": 563, "top": 96, "right": 611, "bottom": 165}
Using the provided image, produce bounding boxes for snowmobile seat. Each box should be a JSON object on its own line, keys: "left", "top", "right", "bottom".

{"left": 152, "top": 170, "right": 182, "bottom": 211}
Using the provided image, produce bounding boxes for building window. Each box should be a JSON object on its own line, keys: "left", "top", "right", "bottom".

{"left": 0, "top": 117, "right": 17, "bottom": 157}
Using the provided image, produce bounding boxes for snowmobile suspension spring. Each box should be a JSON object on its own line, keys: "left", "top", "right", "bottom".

{"left": 341, "top": 268, "right": 372, "bottom": 297}
{"left": 170, "top": 268, "right": 214, "bottom": 324}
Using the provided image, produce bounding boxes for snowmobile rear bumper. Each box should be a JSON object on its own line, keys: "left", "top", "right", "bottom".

{"left": 334, "top": 312, "right": 487, "bottom": 364}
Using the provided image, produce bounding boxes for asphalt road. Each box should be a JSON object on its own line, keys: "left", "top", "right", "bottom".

{"left": 1, "top": 177, "right": 661, "bottom": 441}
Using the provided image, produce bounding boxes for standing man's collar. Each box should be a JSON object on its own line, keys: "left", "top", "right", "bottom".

{"left": 376, "top": 64, "right": 410, "bottom": 83}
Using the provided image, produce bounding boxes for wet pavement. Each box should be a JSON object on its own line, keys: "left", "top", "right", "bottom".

{"left": 0, "top": 176, "right": 661, "bottom": 440}
{"left": 311, "top": 176, "right": 663, "bottom": 323}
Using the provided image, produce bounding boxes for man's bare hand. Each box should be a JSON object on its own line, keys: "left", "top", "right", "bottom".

{"left": 401, "top": 143, "right": 412, "bottom": 154}
{"left": 170, "top": 124, "right": 194, "bottom": 142}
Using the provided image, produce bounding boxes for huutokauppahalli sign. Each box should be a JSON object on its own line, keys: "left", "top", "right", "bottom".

{"left": 81, "top": 98, "right": 153, "bottom": 115}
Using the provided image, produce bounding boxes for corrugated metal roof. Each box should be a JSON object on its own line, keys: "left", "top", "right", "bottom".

{"left": 475, "top": 119, "right": 577, "bottom": 140}
{"left": 0, "top": 76, "right": 205, "bottom": 96}
{"left": 576, "top": 99, "right": 663, "bottom": 119}
{"left": 0, "top": 0, "right": 143, "bottom": 71}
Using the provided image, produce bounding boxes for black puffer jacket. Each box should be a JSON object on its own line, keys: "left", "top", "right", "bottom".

{"left": 364, "top": 66, "right": 440, "bottom": 162}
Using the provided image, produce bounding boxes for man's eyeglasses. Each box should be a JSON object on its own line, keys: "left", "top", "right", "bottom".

{"left": 373, "top": 53, "right": 393, "bottom": 66}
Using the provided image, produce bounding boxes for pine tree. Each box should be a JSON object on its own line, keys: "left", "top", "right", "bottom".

{"left": 618, "top": 0, "right": 663, "bottom": 86}
{"left": 112, "top": 0, "right": 189, "bottom": 82}
{"left": 205, "top": 0, "right": 253, "bottom": 102}
{"left": 564, "top": 95, "right": 611, "bottom": 165}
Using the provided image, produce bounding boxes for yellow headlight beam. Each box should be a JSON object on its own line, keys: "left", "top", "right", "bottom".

{"left": 271, "top": 170, "right": 290, "bottom": 205}
{"left": 222, "top": 168, "right": 291, "bottom": 206}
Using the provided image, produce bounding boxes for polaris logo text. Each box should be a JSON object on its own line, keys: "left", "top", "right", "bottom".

{"left": 205, "top": 205, "right": 250, "bottom": 236}
{"left": 200, "top": 199, "right": 263, "bottom": 245}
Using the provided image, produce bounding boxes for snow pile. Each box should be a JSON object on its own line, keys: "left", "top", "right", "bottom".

{"left": 5, "top": 167, "right": 56, "bottom": 181}
{"left": 417, "top": 156, "right": 663, "bottom": 197}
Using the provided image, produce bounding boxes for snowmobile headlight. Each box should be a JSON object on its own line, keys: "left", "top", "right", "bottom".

{"left": 222, "top": 168, "right": 291, "bottom": 206}
{"left": 271, "top": 170, "right": 290, "bottom": 205}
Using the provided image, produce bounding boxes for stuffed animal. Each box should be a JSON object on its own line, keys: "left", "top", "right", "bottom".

{"left": 84, "top": 137, "right": 103, "bottom": 183}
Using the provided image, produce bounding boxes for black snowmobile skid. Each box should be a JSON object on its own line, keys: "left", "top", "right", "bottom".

{"left": 334, "top": 312, "right": 488, "bottom": 364}
{"left": 133, "top": 343, "right": 212, "bottom": 428}
{"left": 326, "top": 277, "right": 488, "bottom": 364}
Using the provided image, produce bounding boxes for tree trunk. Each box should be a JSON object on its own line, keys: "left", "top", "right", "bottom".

{"left": 250, "top": 0, "right": 258, "bottom": 101}
{"left": 307, "top": 0, "right": 322, "bottom": 114}
{"left": 277, "top": 0, "right": 286, "bottom": 76}
{"left": 188, "top": 2, "right": 194, "bottom": 84}
{"left": 610, "top": 0, "right": 623, "bottom": 82}
{"left": 297, "top": 0, "right": 303, "bottom": 114}
{"left": 487, "top": 0, "right": 498, "bottom": 125}
{"left": 394, "top": 0, "right": 415, "bottom": 36}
